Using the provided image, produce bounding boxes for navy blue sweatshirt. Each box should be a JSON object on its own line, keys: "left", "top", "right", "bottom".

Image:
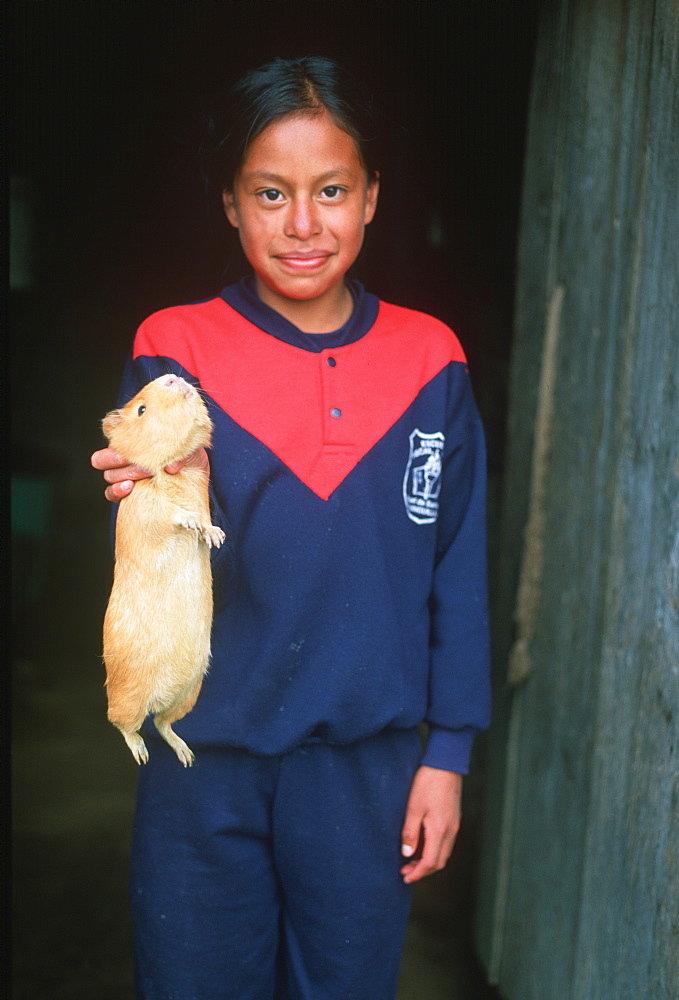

{"left": 119, "top": 278, "right": 490, "bottom": 773}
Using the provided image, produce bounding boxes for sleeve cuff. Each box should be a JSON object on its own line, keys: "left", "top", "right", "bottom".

{"left": 421, "top": 725, "right": 479, "bottom": 774}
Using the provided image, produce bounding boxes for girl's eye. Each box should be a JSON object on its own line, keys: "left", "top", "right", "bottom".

{"left": 137, "top": 405, "right": 146, "bottom": 416}
{"left": 321, "top": 186, "right": 344, "bottom": 199}
{"left": 259, "top": 189, "right": 283, "bottom": 202}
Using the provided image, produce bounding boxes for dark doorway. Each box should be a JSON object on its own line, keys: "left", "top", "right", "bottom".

{"left": 9, "top": 3, "right": 540, "bottom": 996}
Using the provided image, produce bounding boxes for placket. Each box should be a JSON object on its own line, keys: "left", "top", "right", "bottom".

{"left": 319, "top": 348, "right": 354, "bottom": 456}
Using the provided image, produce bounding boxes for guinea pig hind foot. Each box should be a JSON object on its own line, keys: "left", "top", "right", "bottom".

{"left": 121, "top": 731, "right": 149, "bottom": 765}
{"left": 153, "top": 718, "right": 195, "bottom": 767}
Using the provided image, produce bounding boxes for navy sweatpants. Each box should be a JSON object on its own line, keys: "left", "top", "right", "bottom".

{"left": 130, "top": 727, "right": 422, "bottom": 1000}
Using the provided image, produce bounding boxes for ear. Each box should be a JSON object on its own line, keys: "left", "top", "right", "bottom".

{"left": 222, "top": 189, "right": 239, "bottom": 229}
{"left": 363, "top": 171, "right": 380, "bottom": 226}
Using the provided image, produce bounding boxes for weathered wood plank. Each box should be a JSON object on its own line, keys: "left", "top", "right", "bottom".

{"left": 476, "top": 0, "right": 679, "bottom": 996}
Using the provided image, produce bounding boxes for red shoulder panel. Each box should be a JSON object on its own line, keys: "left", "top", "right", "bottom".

{"left": 134, "top": 298, "right": 465, "bottom": 500}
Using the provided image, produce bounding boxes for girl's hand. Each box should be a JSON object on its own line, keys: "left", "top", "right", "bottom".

{"left": 91, "top": 447, "right": 210, "bottom": 502}
{"left": 91, "top": 447, "right": 149, "bottom": 502}
{"left": 400, "top": 766, "right": 463, "bottom": 883}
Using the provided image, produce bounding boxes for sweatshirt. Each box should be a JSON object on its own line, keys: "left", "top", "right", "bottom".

{"left": 118, "top": 277, "right": 491, "bottom": 773}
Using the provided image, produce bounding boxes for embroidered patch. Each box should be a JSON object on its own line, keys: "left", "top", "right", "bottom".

{"left": 403, "top": 429, "right": 445, "bottom": 524}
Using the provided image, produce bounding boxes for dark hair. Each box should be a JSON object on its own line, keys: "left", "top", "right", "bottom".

{"left": 205, "top": 56, "right": 381, "bottom": 194}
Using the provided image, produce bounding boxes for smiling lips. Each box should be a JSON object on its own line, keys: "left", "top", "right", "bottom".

{"left": 275, "top": 250, "right": 333, "bottom": 271}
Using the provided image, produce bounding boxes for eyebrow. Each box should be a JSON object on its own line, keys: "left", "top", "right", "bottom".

{"left": 241, "top": 168, "right": 355, "bottom": 184}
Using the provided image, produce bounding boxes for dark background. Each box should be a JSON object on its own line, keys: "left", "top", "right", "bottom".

{"left": 9, "top": 1, "right": 540, "bottom": 996}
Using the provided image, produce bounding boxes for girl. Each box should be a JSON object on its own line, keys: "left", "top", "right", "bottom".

{"left": 92, "top": 56, "right": 490, "bottom": 1000}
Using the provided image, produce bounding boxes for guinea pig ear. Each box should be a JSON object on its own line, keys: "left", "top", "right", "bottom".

{"left": 102, "top": 409, "right": 122, "bottom": 436}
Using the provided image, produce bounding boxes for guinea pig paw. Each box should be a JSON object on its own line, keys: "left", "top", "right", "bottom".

{"left": 176, "top": 514, "right": 202, "bottom": 534}
{"left": 203, "top": 525, "right": 226, "bottom": 549}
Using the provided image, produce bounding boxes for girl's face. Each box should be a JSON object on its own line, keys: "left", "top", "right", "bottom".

{"left": 223, "top": 110, "right": 379, "bottom": 322}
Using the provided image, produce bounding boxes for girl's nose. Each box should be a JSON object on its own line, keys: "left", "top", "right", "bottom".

{"left": 285, "top": 196, "right": 322, "bottom": 240}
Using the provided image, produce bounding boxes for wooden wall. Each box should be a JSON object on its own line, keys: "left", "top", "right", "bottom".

{"left": 475, "top": 1, "right": 679, "bottom": 996}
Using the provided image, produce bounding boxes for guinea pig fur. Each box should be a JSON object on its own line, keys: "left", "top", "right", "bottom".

{"left": 101, "top": 374, "right": 225, "bottom": 766}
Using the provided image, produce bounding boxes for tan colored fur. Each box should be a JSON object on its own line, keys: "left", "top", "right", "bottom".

{"left": 102, "top": 375, "right": 225, "bottom": 766}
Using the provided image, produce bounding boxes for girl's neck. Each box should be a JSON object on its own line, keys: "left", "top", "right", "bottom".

{"left": 254, "top": 278, "right": 354, "bottom": 334}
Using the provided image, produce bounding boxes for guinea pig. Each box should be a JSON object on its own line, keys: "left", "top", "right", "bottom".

{"left": 101, "top": 373, "right": 225, "bottom": 766}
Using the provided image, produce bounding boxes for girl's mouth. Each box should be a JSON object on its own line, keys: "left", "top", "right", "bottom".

{"left": 274, "top": 251, "right": 333, "bottom": 271}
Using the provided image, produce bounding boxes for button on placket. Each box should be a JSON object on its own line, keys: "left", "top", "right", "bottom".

{"left": 322, "top": 352, "right": 345, "bottom": 439}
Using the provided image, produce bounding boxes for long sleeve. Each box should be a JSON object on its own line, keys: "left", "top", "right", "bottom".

{"left": 421, "top": 368, "right": 491, "bottom": 773}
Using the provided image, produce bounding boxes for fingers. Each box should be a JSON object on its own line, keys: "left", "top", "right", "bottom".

{"left": 104, "top": 479, "right": 135, "bottom": 503}
{"left": 166, "top": 447, "right": 210, "bottom": 475}
{"left": 91, "top": 447, "right": 150, "bottom": 503}
{"left": 400, "top": 797, "right": 432, "bottom": 882}
{"left": 91, "top": 447, "right": 126, "bottom": 471}
{"left": 400, "top": 815, "right": 459, "bottom": 883}
{"left": 400, "top": 809, "right": 424, "bottom": 865}
{"left": 91, "top": 446, "right": 209, "bottom": 504}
